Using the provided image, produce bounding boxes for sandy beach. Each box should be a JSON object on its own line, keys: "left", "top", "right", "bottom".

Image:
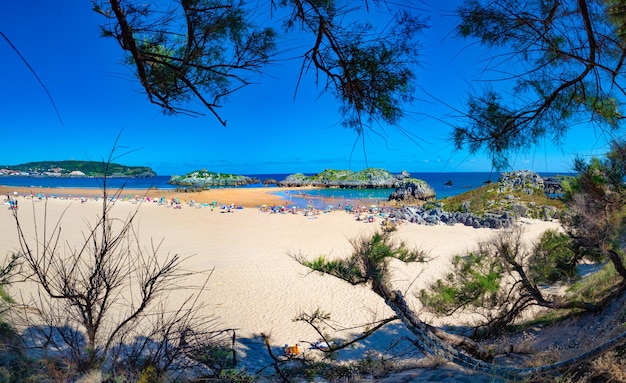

{"left": 0, "top": 187, "right": 561, "bottom": 373}
{"left": 0, "top": 185, "right": 289, "bottom": 208}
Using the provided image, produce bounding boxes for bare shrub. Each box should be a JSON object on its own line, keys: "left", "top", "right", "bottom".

{"left": 5, "top": 162, "right": 235, "bottom": 381}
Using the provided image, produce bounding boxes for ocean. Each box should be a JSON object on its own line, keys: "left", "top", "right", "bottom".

{"left": 0, "top": 172, "right": 572, "bottom": 204}
{"left": 0, "top": 175, "right": 178, "bottom": 191}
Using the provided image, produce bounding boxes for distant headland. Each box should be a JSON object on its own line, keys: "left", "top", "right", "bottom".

{"left": 0, "top": 161, "right": 156, "bottom": 178}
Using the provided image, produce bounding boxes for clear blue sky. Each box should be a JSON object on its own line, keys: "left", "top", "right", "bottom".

{"left": 0, "top": 1, "right": 618, "bottom": 175}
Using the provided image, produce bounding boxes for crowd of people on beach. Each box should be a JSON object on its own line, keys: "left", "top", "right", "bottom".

{"left": 3, "top": 191, "right": 401, "bottom": 230}
{"left": 255, "top": 200, "right": 401, "bottom": 229}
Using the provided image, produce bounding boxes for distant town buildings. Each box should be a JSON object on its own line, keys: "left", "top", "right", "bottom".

{"left": 0, "top": 169, "right": 29, "bottom": 176}
{"left": 0, "top": 168, "right": 86, "bottom": 177}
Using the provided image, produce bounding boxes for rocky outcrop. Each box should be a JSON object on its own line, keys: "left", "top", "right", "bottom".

{"left": 543, "top": 176, "right": 568, "bottom": 195}
{"left": 389, "top": 205, "right": 514, "bottom": 229}
{"left": 388, "top": 170, "right": 564, "bottom": 228}
{"left": 500, "top": 170, "right": 569, "bottom": 196}
{"left": 388, "top": 179, "right": 436, "bottom": 203}
{"left": 168, "top": 171, "right": 258, "bottom": 187}
{"left": 490, "top": 170, "right": 563, "bottom": 221}
{"left": 398, "top": 170, "right": 411, "bottom": 180}
{"left": 277, "top": 168, "right": 413, "bottom": 188}
{"left": 498, "top": 170, "right": 544, "bottom": 195}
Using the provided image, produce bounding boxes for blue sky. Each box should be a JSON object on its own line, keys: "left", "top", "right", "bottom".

{"left": 0, "top": 1, "right": 619, "bottom": 176}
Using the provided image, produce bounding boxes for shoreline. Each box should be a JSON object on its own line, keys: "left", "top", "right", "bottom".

{"left": 0, "top": 185, "right": 291, "bottom": 208}
{"left": 0, "top": 185, "right": 388, "bottom": 210}
{"left": 0, "top": 185, "right": 563, "bottom": 374}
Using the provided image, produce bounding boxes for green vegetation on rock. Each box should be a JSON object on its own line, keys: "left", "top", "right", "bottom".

{"left": 168, "top": 170, "right": 257, "bottom": 187}
{"left": 309, "top": 168, "right": 390, "bottom": 182}
{"left": 279, "top": 168, "right": 409, "bottom": 188}
{"left": 439, "top": 180, "right": 563, "bottom": 219}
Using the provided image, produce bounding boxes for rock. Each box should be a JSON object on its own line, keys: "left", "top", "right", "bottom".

{"left": 542, "top": 205, "right": 557, "bottom": 220}
{"left": 168, "top": 171, "right": 257, "bottom": 187}
{"left": 460, "top": 201, "right": 471, "bottom": 213}
{"left": 385, "top": 205, "right": 513, "bottom": 229}
{"left": 499, "top": 170, "right": 544, "bottom": 195}
{"left": 543, "top": 176, "right": 568, "bottom": 196}
{"left": 510, "top": 203, "right": 528, "bottom": 218}
{"left": 500, "top": 170, "right": 570, "bottom": 198}
{"left": 398, "top": 170, "right": 411, "bottom": 180}
{"left": 388, "top": 180, "right": 436, "bottom": 203}
{"left": 277, "top": 168, "right": 404, "bottom": 188}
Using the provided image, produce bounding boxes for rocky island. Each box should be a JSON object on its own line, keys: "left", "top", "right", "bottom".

{"left": 0, "top": 161, "right": 156, "bottom": 177}
{"left": 277, "top": 168, "right": 437, "bottom": 203}
{"left": 278, "top": 168, "right": 415, "bottom": 188}
{"left": 168, "top": 170, "right": 259, "bottom": 187}
{"left": 388, "top": 178, "right": 437, "bottom": 203}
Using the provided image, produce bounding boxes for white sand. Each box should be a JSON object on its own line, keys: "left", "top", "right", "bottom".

{"left": 0, "top": 192, "right": 561, "bottom": 371}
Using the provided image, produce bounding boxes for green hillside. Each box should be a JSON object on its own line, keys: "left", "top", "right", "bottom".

{"left": 2, "top": 161, "right": 156, "bottom": 177}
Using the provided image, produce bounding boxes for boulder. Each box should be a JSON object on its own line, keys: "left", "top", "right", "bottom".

{"left": 498, "top": 170, "right": 544, "bottom": 195}
{"left": 543, "top": 176, "right": 567, "bottom": 196}
{"left": 388, "top": 179, "right": 436, "bottom": 203}
{"left": 510, "top": 203, "right": 529, "bottom": 218}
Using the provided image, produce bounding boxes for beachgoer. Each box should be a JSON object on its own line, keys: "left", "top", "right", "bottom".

{"left": 313, "top": 339, "right": 332, "bottom": 351}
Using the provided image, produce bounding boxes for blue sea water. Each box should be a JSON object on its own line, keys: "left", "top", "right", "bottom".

{"left": 0, "top": 172, "right": 572, "bottom": 207}
{"left": 0, "top": 175, "right": 177, "bottom": 190}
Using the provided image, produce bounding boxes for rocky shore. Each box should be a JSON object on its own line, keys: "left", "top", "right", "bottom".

{"left": 386, "top": 170, "right": 566, "bottom": 229}
{"left": 389, "top": 205, "right": 515, "bottom": 229}
{"left": 166, "top": 168, "right": 568, "bottom": 232}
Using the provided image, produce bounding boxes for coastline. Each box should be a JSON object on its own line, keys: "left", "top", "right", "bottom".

{"left": 0, "top": 185, "right": 388, "bottom": 210}
{"left": 0, "top": 186, "right": 562, "bottom": 375}
{"left": 0, "top": 171, "right": 512, "bottom": 203}
{"left": 0, "top": 185, "right": 290, "bottom": 208}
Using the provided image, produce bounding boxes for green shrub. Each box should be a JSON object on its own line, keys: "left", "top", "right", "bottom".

{"left": 528, "top": 230, "right": 578, "bottom": 284}
{"left": 420, "top": 251, "right": 503, "bottom": 315}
